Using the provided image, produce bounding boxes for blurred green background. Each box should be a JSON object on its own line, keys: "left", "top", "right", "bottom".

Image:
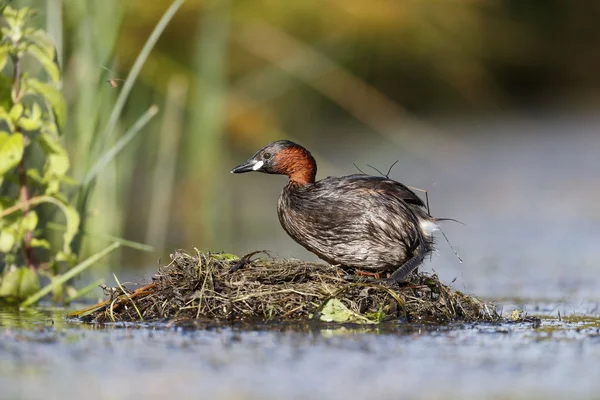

{"left": 13, "top": 0, "right": 600, "bottom": 279}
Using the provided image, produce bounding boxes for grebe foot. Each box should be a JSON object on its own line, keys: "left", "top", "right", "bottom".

{"left": 387, "top": 245, "right": 427, "bottom": 283}
{"left": 355, "top": 270, "right": 381, "bottom": 279}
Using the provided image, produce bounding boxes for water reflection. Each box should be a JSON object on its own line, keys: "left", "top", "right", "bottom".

{"left": 1, "top": 304, "right": 599, "bottom": 399}
{"left": 0, "top": 307, "right": 60, "bottom": 330}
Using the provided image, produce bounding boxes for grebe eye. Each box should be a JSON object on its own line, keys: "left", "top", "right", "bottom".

{"left": 263, "top": 152, "right": 272, "bottom": 160}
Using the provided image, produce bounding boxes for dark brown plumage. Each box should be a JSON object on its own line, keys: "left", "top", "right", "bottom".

{"left": 231, "top": 140, "right": 439, "bottom": 281}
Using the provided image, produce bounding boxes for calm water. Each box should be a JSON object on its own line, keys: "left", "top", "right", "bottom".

{"left": 2, "top": 116, "right": 600, "bottom": 399}
{"left": 0, "top": 303, "right": 599, "bottom": 400}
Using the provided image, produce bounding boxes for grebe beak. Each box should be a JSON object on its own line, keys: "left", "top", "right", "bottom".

{"left": 231, "top": 158, "right": 263, "bottom": 173}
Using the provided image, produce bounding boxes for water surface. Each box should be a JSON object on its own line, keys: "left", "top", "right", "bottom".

{"left": 1, "top": 302, "right": 599, "bottom": 400}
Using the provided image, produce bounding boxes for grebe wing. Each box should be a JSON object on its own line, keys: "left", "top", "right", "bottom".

{"left": 322, "top": 174, "right": 426, "bottom": 208}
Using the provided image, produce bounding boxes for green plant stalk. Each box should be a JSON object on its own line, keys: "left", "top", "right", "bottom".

{"left": 73, "top": 105, "right": 159, "bottom": 257}
{"left": 0, "top": 196, "right": 41, "bottom": 218}
{"left": 65, "top": 278, "right": 104, "bottom": 303}
{"left": 190, "top": 0, "right": 231, "bottom": 248}
{"left": 21, "top": 241, "right": 121, "bottom": 307}
{"left": 145, "top": 76, "right": 187, "bottom": 251}
{"left": 74, "top": 0, "right": 183, "bottom": 258}
{"left": 83, "top": 105, "right": 159, "bottom": 185}
{"left": 63, "top": 0, "right": 126, "bottom": 261}
{"left": 94, "top": 0, "right": 184, "bottom": 157}
{"left": 46, "top": 0, "right": 63, "bottom": 68}
{"left": 66, "top": 0, "right": 124, "bottom": 175}
{"left": 17, "top": 158, "right": 36, "bottom": 269}
{"left": 113, "top": 273, "right": 143, "bottom": 321}
{"left": 47, "top": 222, "right": 154, "bottom": 252}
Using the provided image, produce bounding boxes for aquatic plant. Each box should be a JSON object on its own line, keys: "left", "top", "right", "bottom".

{"left": 0, "top": 5, "right": 79, "bottom": 301}
{"left": 0, "top": 2, "right": 183, "bottom": 305}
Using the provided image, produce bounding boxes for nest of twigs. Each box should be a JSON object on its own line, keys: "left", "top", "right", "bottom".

{"left": 69, "top": 250, "right": 500, "bottom": 325}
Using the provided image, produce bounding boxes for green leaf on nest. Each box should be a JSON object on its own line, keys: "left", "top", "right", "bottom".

{"left": 319, "top": 298, "right": 375, "bottom": 324}
{"left": 211, "top": 253, "right": 240, "bottom": 261}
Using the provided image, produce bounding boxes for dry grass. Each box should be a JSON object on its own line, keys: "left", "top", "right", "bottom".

{"left": 69, "top": 250, "right": 501, "bottom": 324}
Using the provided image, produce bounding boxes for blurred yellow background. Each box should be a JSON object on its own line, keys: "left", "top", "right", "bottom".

{"left": 13, "top": 0, "right": 600, "bottom": 295}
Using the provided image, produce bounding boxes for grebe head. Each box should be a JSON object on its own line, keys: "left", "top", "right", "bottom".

{"left": 231, "top": 140, "right": 317, "bottom": 185}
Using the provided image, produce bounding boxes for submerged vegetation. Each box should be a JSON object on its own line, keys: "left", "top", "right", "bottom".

{"left": 70, "top": 250, "right": 501, "bottom": 325}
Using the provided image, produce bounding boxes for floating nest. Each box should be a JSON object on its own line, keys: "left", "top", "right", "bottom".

{"left": 69, "top": 250, "right": 501, "bottom": 325}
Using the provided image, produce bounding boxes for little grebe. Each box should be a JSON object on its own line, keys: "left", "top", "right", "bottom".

{"left": 231, "top": 140, "right": 441, "bottom": 282}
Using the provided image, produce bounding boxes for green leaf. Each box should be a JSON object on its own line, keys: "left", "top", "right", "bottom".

{"left": 13, "top": 103, "right": 43, "bottom": 132}
{"left": 0, "top": 104, "right": 15, "bottom": 128}
{"left": 211, "top": 253, "right": 240, "bottom": 261}
{"left": 60, "top": 203, "right": 80, "bottom": 254}
{"left": 18, "top": 117, "right": 41, "bottom": 131}
{"left": 2, "top": 6, "right": 19, "bottom": 30}
{"left": 0, "top": 83, "right": 12, "bottom": 116}
{"left": 55, "top": 250, "right": 76, "bottom": 264}
{"left": 0, "top": 132, "right": 24, "bottom": 175}
{"left": 38, "top": 131, "right": 68, "bottom": 172}
{"left": 0, "top": 210, "right": 38, "bottom": 252}
{"left": 0, "top": 229, "right": 16, "bottom": 252}
{"left": 9, "top": 103, "right": 24, "bottom": 121}
{"left": 0, "top": 198, "right": 23, "bottom": 252}
{"left": 0, "top": 267, "right": 40, "bottom": 300}
{"left": 50, "top": 276, "right": 64, "bottom": 303}
{"left": 0, "top": 45, "right": 8, "bottom": 73}
{"left": 365, "top": 310, "right": 387, "bottom": 323}
{"left": 19, "top": 268, "right": 40, "bottom": 298}
{"left": 20, "top": 210, "right": 38, "bottom": 233}
{"left": 0, "top": 269, "right": 21, "bottom": 298}
{"left": 26, "top": 29, "right": 56, "bottom": 59}
{"left": 26, "top": 44, "right": 60, "bottom": 84}
{"left": 32, "top": 196, "right": 79, "bottom": 255}
{"left": 0, "top": 28, "right": 11, "bottom": 39}
{"left": 23, "top": 78, "right": 66, "bottom": 130}
{"left": 30, "top": 237, "right": 50, "bottom": 249}
{"left": 319, "top": 298, "right": 375, "bottom": 324}
{"left": 26, "top": 168, "right": 43, "bottom": 183}
{"left": 5, "top": 195, "right": 80, "bottom": 257}
{"left": 31, "top": 102, "right": 42, "bottom": 119}
{"left": 0, "top": 196, "right": 16, "bottom": 212}
{"left": 37, "top": 131, "right": 70, "bottom": 193}
{"left": 1, "top": 27, "right": 11, "bottom": 40}
{"left": 16, "top": 7, "right": 32, "bottom": 26}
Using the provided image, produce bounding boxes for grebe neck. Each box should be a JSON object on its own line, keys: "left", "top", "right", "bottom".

{"left": 276, "top": 146, "right": 316, "bottom": 186}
